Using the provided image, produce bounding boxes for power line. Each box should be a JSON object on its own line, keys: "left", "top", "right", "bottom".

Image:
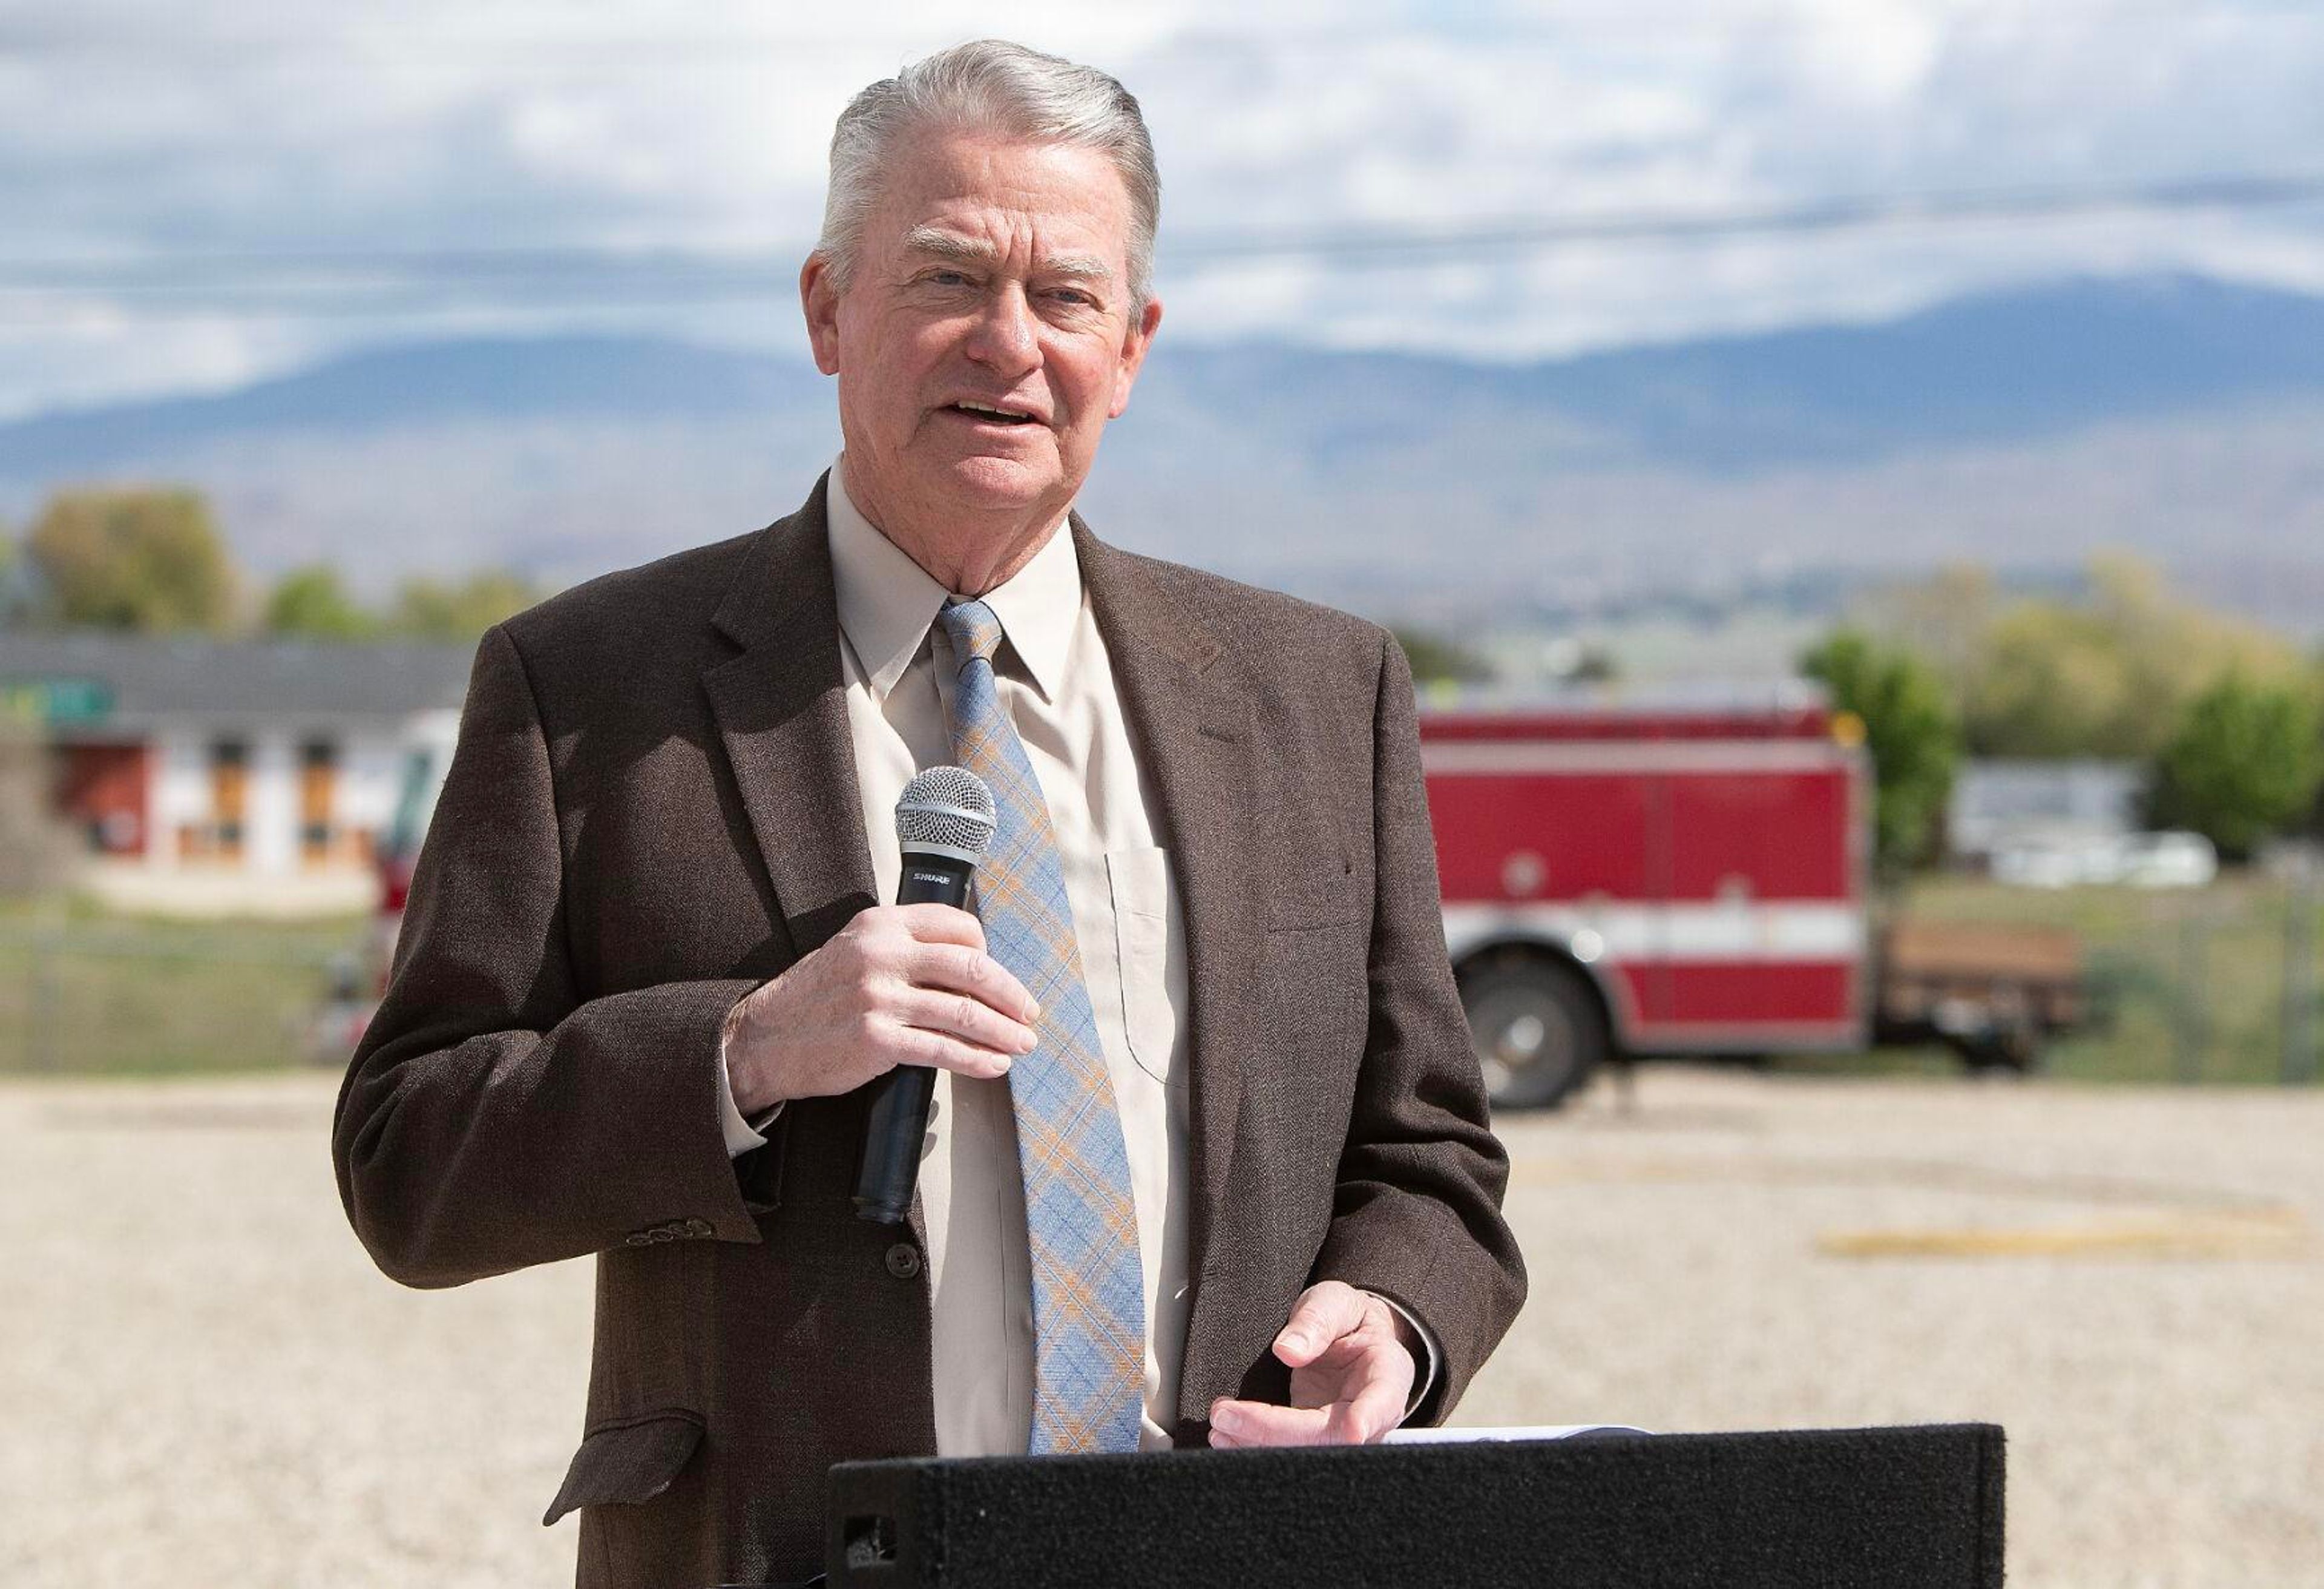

{"left": 1168, "top": 171, "right": 2324, "bottom": 262}
{"left": 2, "top": 170, "right": 2317, "bottom": 325}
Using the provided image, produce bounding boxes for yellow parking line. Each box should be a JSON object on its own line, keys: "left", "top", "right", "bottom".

{"left": 1505, "top": 1153, "right": 2313, "bottom": 1259}
{"left": 1817, "top": 1209, "right": 2309, "bottom": 1260}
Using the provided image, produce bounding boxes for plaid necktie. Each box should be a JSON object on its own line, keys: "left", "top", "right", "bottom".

{"left": 936, "top": 597, "right": 1147, "bottom": 1455}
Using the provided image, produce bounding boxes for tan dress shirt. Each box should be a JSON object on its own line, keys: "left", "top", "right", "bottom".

{"left": 718, "top": 462, "right": 1436, "bottom": 1453}
{"left": 723, "top": 461, "right": 1194, "bottom": 1455}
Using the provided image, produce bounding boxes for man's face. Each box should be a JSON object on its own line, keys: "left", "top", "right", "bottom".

{"left": 802, "top": 130, "right": 1162, "bottom": 533}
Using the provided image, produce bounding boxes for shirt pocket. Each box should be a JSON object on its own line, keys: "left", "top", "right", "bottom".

{"left": 1106, "top": 847, "right": 1184, "bottom": 1091}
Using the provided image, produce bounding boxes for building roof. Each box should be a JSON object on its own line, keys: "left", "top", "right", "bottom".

{"left": 0, "top": 631, "right": 474, "bottom": 721}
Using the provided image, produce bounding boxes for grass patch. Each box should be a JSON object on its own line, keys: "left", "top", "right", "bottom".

{"left": 0, "top": 895, "right": 367, "bottom": 1077}
{"left": 1770, "top": 870, "right": 2322, "bottom": 1087}
{"left": 5, "top": 875, "right": 2315, "bottom": 1086}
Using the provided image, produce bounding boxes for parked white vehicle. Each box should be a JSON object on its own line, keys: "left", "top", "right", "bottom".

{"left": 2115, "top": 832, "right": 2220, "bottom": 887}
{"left": 1991, "top": 830, "right": 2218, "bottom": 889}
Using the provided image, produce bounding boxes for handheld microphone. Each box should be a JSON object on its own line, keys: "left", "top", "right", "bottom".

{"left": 853, "top": 765, "right": 999, "bottom": 1225}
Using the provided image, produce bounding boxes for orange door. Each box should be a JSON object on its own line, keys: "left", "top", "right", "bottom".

{"left": 211, "top": 741, "right": 248, "bottom": 861}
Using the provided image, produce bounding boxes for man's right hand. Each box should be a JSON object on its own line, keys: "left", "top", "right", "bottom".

{"left": 723, "top": 903, "right": 1040, "bottom": 1115}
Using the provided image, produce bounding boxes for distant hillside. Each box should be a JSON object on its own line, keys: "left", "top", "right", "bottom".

{"left": 0, "top": 338, "right": 832, "bottom": 478}
{"left": 3, "top": 274, "right": 2320, "bottom": 630}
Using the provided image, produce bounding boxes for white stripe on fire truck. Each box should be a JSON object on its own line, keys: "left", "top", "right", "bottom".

{"left": 1440, "top": 901, "right": 1865, "bottom": 963}
{"left": 1420, "top": 740, "right": 1857, "bottom": 775}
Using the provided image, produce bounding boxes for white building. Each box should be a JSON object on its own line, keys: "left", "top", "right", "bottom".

{"left": 1947, "top": 757, "right": 2217, "bottom": 888}
{"left": 1946, "top": 758, "right": 2145, "bottom": 861}
{"left": 0, "top": 633, "right": 468, "bottom": 915}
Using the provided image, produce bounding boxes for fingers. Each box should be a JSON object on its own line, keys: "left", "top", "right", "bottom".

{"left": 1207, "top": 1399, "right": 1331, "bottom": 1447}
{"left": 905, "top": 936, "right": 1040, "bottom": 1026}
{"left": 1338, "top": 1360, "right": 1413, "bottom": 1444}
{"left": 886, "top": 901, "right": 987, "bottom": 946}
{"left": 887, "top": 987, "right": 1037, "bottom": 1074}
{"left": 856, "top": 906, "right": 1041, "bottom": 1081}
{"left": 1273, "top": 1281, "right": 1371, "bottom": 1370}
{"left": 876, "top": 1023, "right": 1015, "bottom": 1081}
{"left": 1207, "top": 1357, "right": 1408, "bottom": 1447}
{"left": 1207, "top": 1285, "right": 1414, "bottom": 1450}
{"left": 727, "top": 903, "right": 1045, "bottom": 1105}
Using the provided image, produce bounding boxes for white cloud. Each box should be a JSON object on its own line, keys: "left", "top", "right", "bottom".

{"left": 1, "top": 0, "right": 2319, "bottom": 411}
{"left": 0, "top": 308, "right": 307, "bottom": 423}
{"left": 1777, "top": 0, "right": 1945, "bottom": 107}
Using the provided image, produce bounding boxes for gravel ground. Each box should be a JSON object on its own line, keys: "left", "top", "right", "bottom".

{"left": 2, "top": 1066, "right": 2317, "bottom": 1587}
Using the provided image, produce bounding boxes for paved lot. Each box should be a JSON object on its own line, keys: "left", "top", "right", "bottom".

{"left": 2, "top": 1067, "right": 2317, "bottom": 1587}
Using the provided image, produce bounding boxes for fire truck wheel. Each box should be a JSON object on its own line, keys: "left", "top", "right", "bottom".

{"left": 1460, "top": 956, "right": 1607, "bottom": 1110}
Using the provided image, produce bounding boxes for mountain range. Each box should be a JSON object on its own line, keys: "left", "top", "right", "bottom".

{"left": 4, "top": 273, "right": 2320, "bottom": 633}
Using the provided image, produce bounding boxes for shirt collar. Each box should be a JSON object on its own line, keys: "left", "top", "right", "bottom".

{"left": 825, "top": 456, "right": 1081, "bottom": 704}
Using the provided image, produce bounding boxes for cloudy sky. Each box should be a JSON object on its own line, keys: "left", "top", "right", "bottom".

{"left": 4, "top": 0, "right": 2320, "bottom": 418}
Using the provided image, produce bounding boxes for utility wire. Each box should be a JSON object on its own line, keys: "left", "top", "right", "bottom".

{"left": 1169, "top": 172, "right": 2324, "bottom": 261}
{"left": 2, "top": 170, "right": 2319, "bottom": 324}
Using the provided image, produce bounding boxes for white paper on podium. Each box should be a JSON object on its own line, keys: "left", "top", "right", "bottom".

{"left": 1383, "top": 1424, "right": 1652, "bottom": 1444}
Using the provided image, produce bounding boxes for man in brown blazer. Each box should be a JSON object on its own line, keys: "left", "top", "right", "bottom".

{"left": 334, "top": 39, "right": 1523, "bottom": 1588}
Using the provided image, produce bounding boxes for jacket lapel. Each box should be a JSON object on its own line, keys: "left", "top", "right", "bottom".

{"left": 1076, "top": 523, "right": 1261, "bottom": 1411}
{"left": 701, "top": 475, "right": 879, "bottom": 959}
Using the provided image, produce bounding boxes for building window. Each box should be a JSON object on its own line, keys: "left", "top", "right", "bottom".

{"left": 299, "top": 739, "right": 338, "bottom": 864}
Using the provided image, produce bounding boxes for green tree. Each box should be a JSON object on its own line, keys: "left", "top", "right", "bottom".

{"left": 1801, "top": 628, "right": 1961, "bottom": 878}
{"left": 1863, "top": 553, "right": 2309, "bottom": 762}
{"left": 2147, "top": 674, "right": 2324, "bottom": 861}
{"left": 264, "top": 564, "right": 379, "bottom": 639}
{"left": 25, "top": 486, "right": 239, "bottom": 633}
{"left": 1392, "top": 627, "right": 1493, "bottom": 688}
{"left": 2311, "top": 648, "right": 2324, "bottom": 838}
{"left": 1965, "top": 554, "right": 2305, "bottom": 758}
{"left": 1963, "top": 597, "right": 2141, "bottom": 757}
{"left": 0, "top": 522, "right": 20, "bottom": 624}
{"left": 389, "top": 570, "right": 539, "bottom": 640}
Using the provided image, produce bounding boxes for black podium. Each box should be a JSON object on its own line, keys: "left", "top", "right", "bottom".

{"left": 823, "top": 1424, "right": 2004, "bottom": 1588}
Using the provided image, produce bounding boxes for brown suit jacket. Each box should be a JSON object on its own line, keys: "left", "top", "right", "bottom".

{"left": 333, "top": 477, "right": 1525, "bottom": 1587}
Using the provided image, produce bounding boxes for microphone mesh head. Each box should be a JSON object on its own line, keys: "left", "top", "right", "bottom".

{"left": 895, "top": 765, "right": 997, "bottom": 860}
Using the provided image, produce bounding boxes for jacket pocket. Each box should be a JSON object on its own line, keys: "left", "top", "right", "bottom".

{"left": 541, "top": 1409, "right": 704, "bottom": 1525}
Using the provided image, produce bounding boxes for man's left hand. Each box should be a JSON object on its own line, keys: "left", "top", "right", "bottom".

{"left": 1206, "top": 1281, "right": 1417, "bottom": 1448}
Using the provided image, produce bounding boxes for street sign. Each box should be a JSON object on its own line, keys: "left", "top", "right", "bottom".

{"left": 0, "top": 678, "right": 115, "bottom": 725}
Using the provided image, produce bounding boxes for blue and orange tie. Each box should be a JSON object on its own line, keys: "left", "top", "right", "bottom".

{"left": 936, "top": 597, "right": 1147, "bottom": 1455}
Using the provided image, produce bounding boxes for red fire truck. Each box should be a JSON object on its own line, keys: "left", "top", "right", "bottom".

{"left": 349, "top": 686, "right": 2081, "bottom": 1100}
{"left": 1425, "top": 690, "right": 1871, "bottom": 1108}
{"left": 1425, "top": 688, "right": 2085, "bottom": 1108}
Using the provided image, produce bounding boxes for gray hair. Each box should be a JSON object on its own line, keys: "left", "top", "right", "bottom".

{"left": 815, "top": 39, "right": 1161, "bottom": 310}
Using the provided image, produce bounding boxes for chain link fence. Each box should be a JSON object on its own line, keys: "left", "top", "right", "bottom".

{"left": 1910, "top": 867, "right": 2323, "bottom": 1087}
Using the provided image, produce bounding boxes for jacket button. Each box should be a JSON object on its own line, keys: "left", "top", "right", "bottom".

{"left": 884, "top": 1242, "right": 922, "bottom": 1280}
